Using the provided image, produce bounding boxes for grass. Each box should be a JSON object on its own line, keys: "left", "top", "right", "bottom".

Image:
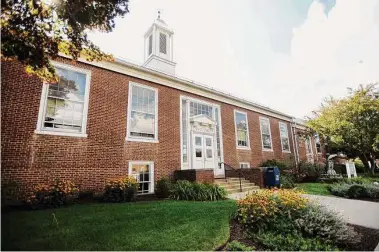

{"left": 296, "top": 183, "right": 332, "bottom": 196}
{"left": 2, "top": 200, "right": 237, "bottom": 251}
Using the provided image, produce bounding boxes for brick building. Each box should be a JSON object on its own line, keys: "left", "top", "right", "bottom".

{"left": 1, "top": 17, "right": 324, "bottom": 194}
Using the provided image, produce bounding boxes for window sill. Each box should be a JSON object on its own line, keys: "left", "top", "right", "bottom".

{"left": 262, "top": 148, "right": 274, "bottom": 152}
{"left": 35, "top": 130, "right": 87, "bottom": 138}
{"left": 236, "top": 146, "right": 251, "bottom": 151}
{"left": 282, "top": 150, "right": 292, "bottom": 154}
{"left": 126, "top": 137, "right": 159, "bottom": 143}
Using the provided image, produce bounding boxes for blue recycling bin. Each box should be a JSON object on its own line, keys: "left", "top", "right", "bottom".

{"left": 264, "top": 167, "right": 280, "bottom": 188}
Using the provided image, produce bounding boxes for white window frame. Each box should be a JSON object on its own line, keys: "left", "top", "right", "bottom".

{"left": 126, "top": 82, "right": 158, "bottom": 143}
{"left": 35, "top": 61, "right": 91, "bottom": 138}
{"left": 128, "top": 161, "right": 155, "bottom": 194}
{"left": 239, "top": 162, "right": 250, "bottom": 168}
{"left": 279, "top": 122, "right": 291, "bottom": 153}
{"left": 234, "top": 110, "right": 250, "bottom": 150}
{"left": 259, "top": 116, "right": 273, "bottom": 151}
{"left": 314, "top": 134, "right": 322, "bottom": 154}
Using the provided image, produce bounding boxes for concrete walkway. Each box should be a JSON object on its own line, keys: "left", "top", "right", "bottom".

{"left": 228, "top": 192, "right": 379, "bottom": 229}
{"left": 305, "top": 195, "right": 379, "bottom": 229}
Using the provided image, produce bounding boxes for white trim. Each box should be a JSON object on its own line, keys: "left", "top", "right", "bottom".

{"left": 234, "top": 110, "right": 250, "bottom": 150}
{"left": 35, "top": 61, "right": 91, "bottom": 137}
{"left": 128, "top": 161, "right": 155, "bottom": 194}
{"left": 62, "top": 54, "right": 294, "bottom": 122}
{"left": 126, "top": 82, "right": 159, "bottom": 142}
{"left": 259, "top": 116, "right": 273, "bottom": 151}
{"left": 239, "top": 162, "right": 250, "bottom": 168}
{"left": 34, "top": 130, "right": 87, "bottom": 138}
{"left": 279, "top": 122, "right": 291, "bottom": 153}
{"left": 314, "top": 133, "right": 322, "bottom": 154}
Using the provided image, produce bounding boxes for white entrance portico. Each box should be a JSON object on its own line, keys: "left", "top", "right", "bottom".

{"left": 180, "top": 96, "right": 225, "bottom": 177}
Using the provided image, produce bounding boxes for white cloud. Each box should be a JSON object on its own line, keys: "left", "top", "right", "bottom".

{"left": 89, "top": 0, "right": 379, "bottom": 118}
{"left": 266, "top": 0, "right": 379, "bottom": 118}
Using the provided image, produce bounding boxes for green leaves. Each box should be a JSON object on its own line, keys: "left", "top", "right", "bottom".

{"left": 1, "top": 0, "right": 128, "bottom": 82}
{"left": 307, "top": 84, "right": 379, "bottom": 171}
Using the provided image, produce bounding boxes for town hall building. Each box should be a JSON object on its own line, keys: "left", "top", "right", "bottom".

{"left": 1, "top": 17, "right": 324, "bottom": 194}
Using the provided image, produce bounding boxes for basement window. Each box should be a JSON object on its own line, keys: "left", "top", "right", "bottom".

{"left": 129, "top": 161, "right": 154, "bottom": 194}
{"left": 240, "top": 162, "right": 250, "bottom": 168}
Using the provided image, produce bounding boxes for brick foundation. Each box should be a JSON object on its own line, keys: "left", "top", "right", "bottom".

{"left": 174, "top": 169, "right": 214, "bottom": 183}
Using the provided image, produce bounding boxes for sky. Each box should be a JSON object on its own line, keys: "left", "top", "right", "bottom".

{"left": 88, "top": 0, "right": 379, "bottom": 119}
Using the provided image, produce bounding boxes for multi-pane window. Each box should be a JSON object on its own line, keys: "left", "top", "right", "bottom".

{"left": 148, "top": 35, "right": 152, "bottom": 55}
{"left": 279, "top": 122, "right": 290, "bottom": 152}
{"left": 305, "top": 137, "right": 313, "bottom": 154}
{"left": 190, "top": 102, "right": 213, "bottom": 117}
{"left": 127, "top": 83, "right": 158, "bottom": 141}
{"left": 37, "top": 64, "right": 90, "bottom": 135}
{"left": 129, "top": 162, "right": 154, "bottom": 194}
{"left": 234, "top": 111, "right": 249, "bottom": 148}
{"left": 240, "top": 162, "right": 250, "bottom": 168}
{"left": 315, "top": 134, "right": 321, "bottom": 153}
{"left": 260, "top": 117, "right": 272, "bottom": 150}
{"left": 159, "top": 33, "right": 167, "bottom": 54}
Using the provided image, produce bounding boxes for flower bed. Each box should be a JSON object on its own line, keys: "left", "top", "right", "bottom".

{"left": 228, "top": 189, "right": 372, "bottom": 251}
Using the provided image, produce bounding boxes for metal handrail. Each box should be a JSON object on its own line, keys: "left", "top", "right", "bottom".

{"left": 219, "top": 162, "right": 243, "bottom": 192}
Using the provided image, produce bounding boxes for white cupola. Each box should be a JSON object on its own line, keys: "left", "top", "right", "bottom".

{"left": 143, "top": 12, "right": 176, "bottom": 75}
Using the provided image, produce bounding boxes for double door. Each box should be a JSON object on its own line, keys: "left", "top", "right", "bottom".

{"left": 192, "top": 133, "right": 215, "bottom": 169}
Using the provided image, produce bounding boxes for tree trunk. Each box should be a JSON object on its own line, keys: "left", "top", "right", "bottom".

{"left": 359, "top": 154, "right": 371, "bottom": 173}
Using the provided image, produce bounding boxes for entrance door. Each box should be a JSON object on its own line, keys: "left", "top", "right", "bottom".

{"left": 192, "top": 134, "right": 215, "bottom": 169}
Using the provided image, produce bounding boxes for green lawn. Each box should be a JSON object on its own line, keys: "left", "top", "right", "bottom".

{"left": 2, "top": 200, "right": 237, "bottom": 251}
{"left": 296, "top": 183, "right": 332, "bottom": 196}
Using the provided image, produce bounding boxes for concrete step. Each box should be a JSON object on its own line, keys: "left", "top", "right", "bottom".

{"left": 217, "top": 182, "right": 256, "bottom": 190}
{"left": 214, "top": 180, "right": 254, "bottom": 187}
{"left": 225, "top": 186, "right": 260, "bottom": 194}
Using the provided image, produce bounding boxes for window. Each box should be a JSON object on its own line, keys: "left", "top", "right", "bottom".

{"left": 234, "top": 111, "right": 250, "bottom": 148}
{"left": 148, "top": 35, "right": 152, "bottom": 55}
{"left": 279, "top": 122, "right": 290, "bottom": 152}
{"left": 159, "top": 33, "right": 167, "bottom": 54}
{"left": 129, "top": 161, "right": 154, "bottom": 194}
{"left": 36, "top": 62, "right": 91, "bottom": 137}
{"left": 305, "top": 137, "right": 313, "bottom": 154}
{"left": 240, "top": 162, "right": 250, "bottom": 168}
{"left": 314, "top": 134, "right": 321, "bottom": 153}
{"left": 127, "top": 82, "right": 158, "bottom": 142}
{"left": 259, "top": 117, "right": 272, "bottom": 150}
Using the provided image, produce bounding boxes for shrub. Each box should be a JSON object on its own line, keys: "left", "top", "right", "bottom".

{"left": 170, "top": 180, "right": 227, "bottom": 201}
{"left": 261, "top": 159, "right": 288, "bottom": 172}
{"left": 354, "top": 158, "right": 366, "bottom": 173}
{"left": 237, "top": 189, "right": 308, "bottom": 231}
{"left": 103, "top": 176, "right": 138, "bottom": 202}
{"left": 295, "top": 204, "right": 360, "bottom": 246}
{"left": 155, "top": 177, "right": 171, "bottom": 199}
{"left": 328, "top": 182, "right": 379, "bottom": 199}
{"left": 1, "top": 181, "right": 20, "bottom": 205}
{"left": 281, "top": 174, "right": 295, "bottom": 189}
{"left": 25, "top": 179, "right": 79, "bottom": 209}
{"left": 255, "top": 232, "right": 337, "bottom": 251}
{"left": 297, "top": 161, "right": 325, "bottom": 182}
{"left": 225, "top": 240, "right": 255, "bottom": 251}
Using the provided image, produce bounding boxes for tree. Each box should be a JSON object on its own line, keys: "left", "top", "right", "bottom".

{"left": 1, "top": 0, "right": 129, "bottom": 82}
{"left": 307, "top": 84, "right": 379, "bottom": 175}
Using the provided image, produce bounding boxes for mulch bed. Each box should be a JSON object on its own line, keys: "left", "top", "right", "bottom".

{"left": 218, "top": 220, "right": 379, "bottom": 251}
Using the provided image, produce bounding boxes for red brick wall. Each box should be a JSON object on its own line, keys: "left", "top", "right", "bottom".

{"left": 2, "top": 59, "right": 297, "bottom": 191}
